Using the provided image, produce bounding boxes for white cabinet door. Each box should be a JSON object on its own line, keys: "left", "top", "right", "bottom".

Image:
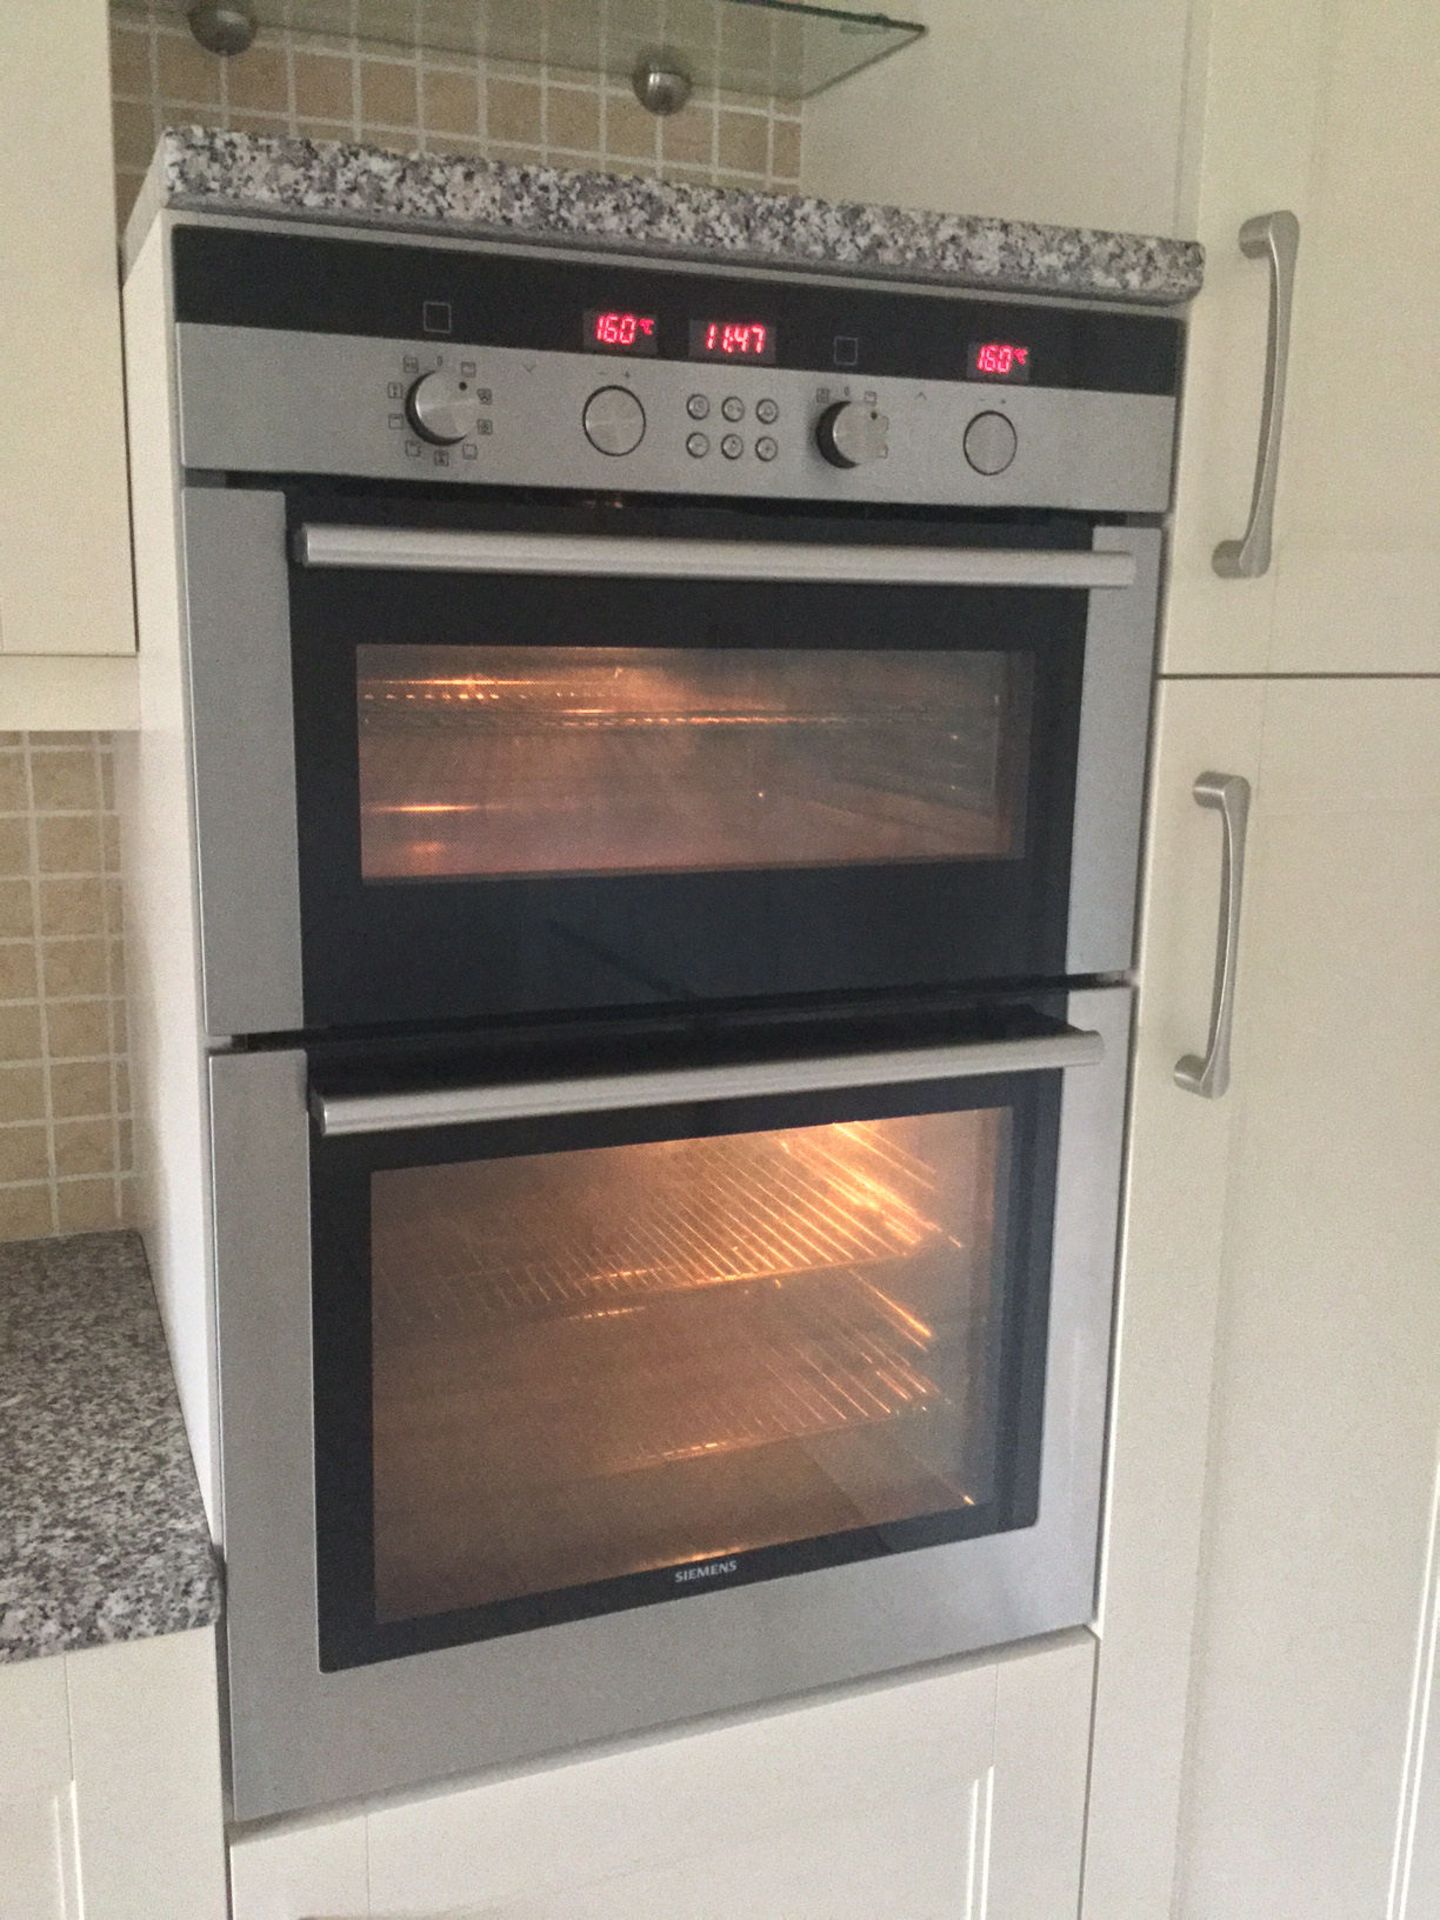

{"left": 0, "top": 1658, "right": 80, "bottom": 1920}
{"left": 0, "top": 0, "right": 134, "bottom": 663}
{"left": 1083, "top": 678, "right": 1264, "bottom": 1920}
{"left": 367, "top": 1662, "right": 998, "bottom": 1920}
{"left": 1173, "top": 679, "right": 1440, "bottom": 1918}
{"left": 1166, "top": 0, "right": 1440, "bottom": 675}
{"left": 233, "top": 1637, "right": 1095, "bottom": 1919}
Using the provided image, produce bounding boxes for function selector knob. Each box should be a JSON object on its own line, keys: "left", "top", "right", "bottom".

{"left": 963, "top": 410, "right": 1018, "bottom": 476}
{"left": 405, "top": 368, "right": 481, "bottom": 446}
{"left": 584, "top": 386, "right": 647, "bottom": 457}
{"left": 815, "top": 401, "right": 889, "bottom": 469}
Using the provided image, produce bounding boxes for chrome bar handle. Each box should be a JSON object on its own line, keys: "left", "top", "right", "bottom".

{"left": 1175, "top": 773, "right": 1251, "bottom": 1099}
{"left": 315, "top": 1028, "right": 1105, "bottom": 1138}
{"left": 1213, "top": 210, "right": 1300, "bottom": 579}
{"left": 296, "top": 525, "right": 1137, "bottom": 592}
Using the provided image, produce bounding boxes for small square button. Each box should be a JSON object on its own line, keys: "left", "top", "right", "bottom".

{"left": 479, "top": 418, "right": 494, "bottom": 436}
{"left": 463, "top": 443, "right": 479, "bottom": 460}
{"left": 386, "top": 381, "right": 403, "bottom": 399}
{"left": 833, "top": 336, "right": 859, "bottom": 367}
{"left": 423, "top": 301, "right": 453, "bottom": 335}
{"left": 461, "top": 360, "right": 477, "bottom": 377}
{"left": 387, "top": 413, "right": 404, "bottom": 430}
{"left": 403, "top": 355, "right": 420, "bottom": 374}
{"left": 477, "top": 388, "right": 492, "bottom": 406}
{"left": 404, "top": 439, "right": 422, "bottom": 458}
{"left": 434, "top": 450, "right": 450, "bottom": 468}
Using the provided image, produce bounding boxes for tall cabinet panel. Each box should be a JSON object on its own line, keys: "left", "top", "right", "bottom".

{"left": 0, "top": 0, "right": 134, "bottom": 663}
{"left": 1165, "top": 0, "right": 1440, "bottom": 675}
{"left": 1172, "top": 681, "right": 1440, "bottom": 1918}
{"left": 1082, "top": 679, "right": 1263, "bottom": 1920}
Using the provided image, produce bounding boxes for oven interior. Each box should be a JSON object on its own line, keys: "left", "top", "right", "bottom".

{"left": 356, "top": 643, "right": 1033, "bottom": 882}
{"left": 369, "top": 1105, "right": 1009, "bottom": 1624}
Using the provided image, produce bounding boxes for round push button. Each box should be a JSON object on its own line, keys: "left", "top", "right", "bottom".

{"left": 756, "top": 436, "right": 779, "bottom": 463}
{"left": 687, "top": 394, "right": 710, "bottom": 420}
{"left": 756, "top": 397, "right": 780, "bottom": 425}
{"left": 583, "top": 386, "right": 647, "bottom": 456}
{"left": 686, "top": 432, "right": 711, "bottom": 458}
{"left": 721, "top": 396, "right": 745, "bottom": 423}
{"left": 721, "top": 434, "right": 744, "bottom": 460}
{"left": 963, "top": 410, "right": 1018, "bottom": 476}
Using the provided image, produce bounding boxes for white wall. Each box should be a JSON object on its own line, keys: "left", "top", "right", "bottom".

{"left": 802, "top": 0, "right": 1197, "bottom": 237}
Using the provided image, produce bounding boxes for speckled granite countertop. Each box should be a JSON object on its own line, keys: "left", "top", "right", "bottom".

{"left": 131, "top": 126, "right": 1203, "bottom": 307}
{"left": 0, "top": 1231, "right": 219, "bottom": 1663}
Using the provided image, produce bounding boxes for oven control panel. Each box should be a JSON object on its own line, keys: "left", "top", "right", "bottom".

{"left": 177, "top": 321, "right": 1175, "bottom": 515}
{"left": 170, "top": 221, "right": 1181, "bottom": 514}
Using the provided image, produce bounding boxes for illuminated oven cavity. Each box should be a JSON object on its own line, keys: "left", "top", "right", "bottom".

{"left": 356, "top": 645, "right": 1032, "bottom": 882}
{"left": 369, "top": 1110, "right": 1007, "bottom": 1623}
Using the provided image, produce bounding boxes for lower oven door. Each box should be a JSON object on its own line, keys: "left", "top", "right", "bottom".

{"left": 212, "top": 988, "right": 1128, "bottom": 1820}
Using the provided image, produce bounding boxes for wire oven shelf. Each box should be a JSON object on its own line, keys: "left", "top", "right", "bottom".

{"left": 376, "top": 1265, "right": 951, "bottom": 1479}
{"left": 372, "top": 1123, "right": 949, "bottom": 1330}
{"left": 570, "top": 1274, "right": 948, "bottom": 1475}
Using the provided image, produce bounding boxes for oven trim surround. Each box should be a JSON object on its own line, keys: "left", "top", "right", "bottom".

{"left": 184, "top": 488, "right": 1158, "bottom": 1039}
{"left": 211, "top": 984, "right": 1130, "bottom": 1821}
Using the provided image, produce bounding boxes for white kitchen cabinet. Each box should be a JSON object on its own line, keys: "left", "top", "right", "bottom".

{"left": 0, "top": 1629, "right": 227, "bottom": 1920}
{"left": 1166, "top": 0, "right": 1440, "bottom": 674}
{"left": 0, "top": 0, "right": 138, "bottom": 729}
{"left": 231, "top": 1632, "right": 1094, "bottom": 1920}
{"left": 1082, "top": 678, "right": 1263, "bottom": 1920}
{"left": 1089, "top": 677, "right": 1440, "bottom": 1918}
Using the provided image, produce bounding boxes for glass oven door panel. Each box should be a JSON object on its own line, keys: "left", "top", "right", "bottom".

{"left": 358, "top": 645, "right": 1032, "bottom": 882}
{"left": 312, "top": 1057, "right": 1060, "bottom": 1671}
{"left": 289, "top": 515, "right": 1088, "bottom": 1023}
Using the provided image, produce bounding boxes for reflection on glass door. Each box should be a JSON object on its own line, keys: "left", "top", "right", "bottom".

{"left": 370, "top": 1107, "right": 1008, "bottom": 1625}
{"left": 357, "top": 645, "right": 1033, "bottom": 882}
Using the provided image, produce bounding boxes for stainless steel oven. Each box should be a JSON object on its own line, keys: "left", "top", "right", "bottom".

{"left": 214, "top": 986, "right": 1128, "bottom": 1819}
{"left": 137, "top": 216, "right": 1181, "bottom": 1818}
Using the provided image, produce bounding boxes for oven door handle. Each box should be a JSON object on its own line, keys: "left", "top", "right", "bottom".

{"left": 312, "top": 1027, "right": 1105, "bottom": 1137}
{"left": 295, "top": 525, "right": 1138, "bottom": 591}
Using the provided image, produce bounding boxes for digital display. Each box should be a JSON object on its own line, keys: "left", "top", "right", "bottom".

{"left": 968, "top": 341, "right": 1032, "bottom": 383}
{"left": 689, "top": 319, "right": 777, "bottom": 363}
{"left": 584, "top": 309, "right": 659, "bottom": 355}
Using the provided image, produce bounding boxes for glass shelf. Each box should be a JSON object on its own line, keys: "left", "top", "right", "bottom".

{"left": 128, "top": 0, "right": 924, "bottom": 104}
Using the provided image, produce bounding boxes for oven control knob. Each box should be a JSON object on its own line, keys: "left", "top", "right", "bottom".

{"left": 405, "top": 369, "right": 480, "bottom": 446}
{"left": 583, "top": 386, "right": 647, "bottom": 457}
{"left": 964, "top": 410, "right": 1018, "bottom": 476}
{"left": 815, "top": 401, "right": 889, "bottom": 469}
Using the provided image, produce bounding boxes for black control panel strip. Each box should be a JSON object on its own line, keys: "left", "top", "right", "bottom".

{"left": 172, "top": 225, "right": 1183, "bottom": 397}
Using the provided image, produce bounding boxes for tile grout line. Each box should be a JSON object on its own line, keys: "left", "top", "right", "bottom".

{"left": 20, "top": 738, "right": 59, "bottom": 1234}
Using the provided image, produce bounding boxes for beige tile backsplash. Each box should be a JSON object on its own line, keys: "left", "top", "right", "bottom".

{"left": 109, "top": 7, "right": 804, "bottom": 226}
{"left": 0, "top": 12, "right": 801, "bottom": 1242}
{"left": 0, "top": 736, "right": 131, "bottom": 1241}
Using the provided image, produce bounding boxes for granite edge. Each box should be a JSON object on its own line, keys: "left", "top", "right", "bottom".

{"left": 0, "top": 1230, "right": 222, "bottom": 1667}
{"left": 129, "top": 126, "right": 1204, "bottom": 307}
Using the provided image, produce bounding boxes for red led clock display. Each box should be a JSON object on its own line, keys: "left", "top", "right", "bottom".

{"left": 689, "top": 319, "right": 778, "bottom": 364}
{"left": 583, "top": 309, "right": 659, "bottom": 355}
{"left": 967, "top": 341, "right": 1032, "bottom": 382}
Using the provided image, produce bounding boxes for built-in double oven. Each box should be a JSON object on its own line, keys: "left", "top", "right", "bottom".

{"left": 163, "top": 219, "right": 1178, "bottom": 1817}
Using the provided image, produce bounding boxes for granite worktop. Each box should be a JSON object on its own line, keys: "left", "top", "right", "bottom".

{"left": 131, "top": 126, "right": 1203, "bottom": 307}
{"left": 0, "top": 1231, "right": 219, "bottom": 1664}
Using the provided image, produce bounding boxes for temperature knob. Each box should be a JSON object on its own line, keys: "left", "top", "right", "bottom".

{"left": 405, "top": 368, "right": 480, "bottom": 446}
{"left": 815, "top": 401, "right": 889, "bottom": 469}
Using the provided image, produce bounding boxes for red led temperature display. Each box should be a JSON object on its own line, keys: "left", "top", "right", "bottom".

{"left": 689, "top": 319, "right": 778, "bottom": 364}
{"left": 967, "top": 341, "right": 1032, "bottom": 383}
{"left": 583, "top": 309, "right": 659, "bottom": 355}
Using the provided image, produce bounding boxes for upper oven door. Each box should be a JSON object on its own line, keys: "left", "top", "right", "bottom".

{"left": 181, "top": 491, "right": 1158, "bottom": 1037}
